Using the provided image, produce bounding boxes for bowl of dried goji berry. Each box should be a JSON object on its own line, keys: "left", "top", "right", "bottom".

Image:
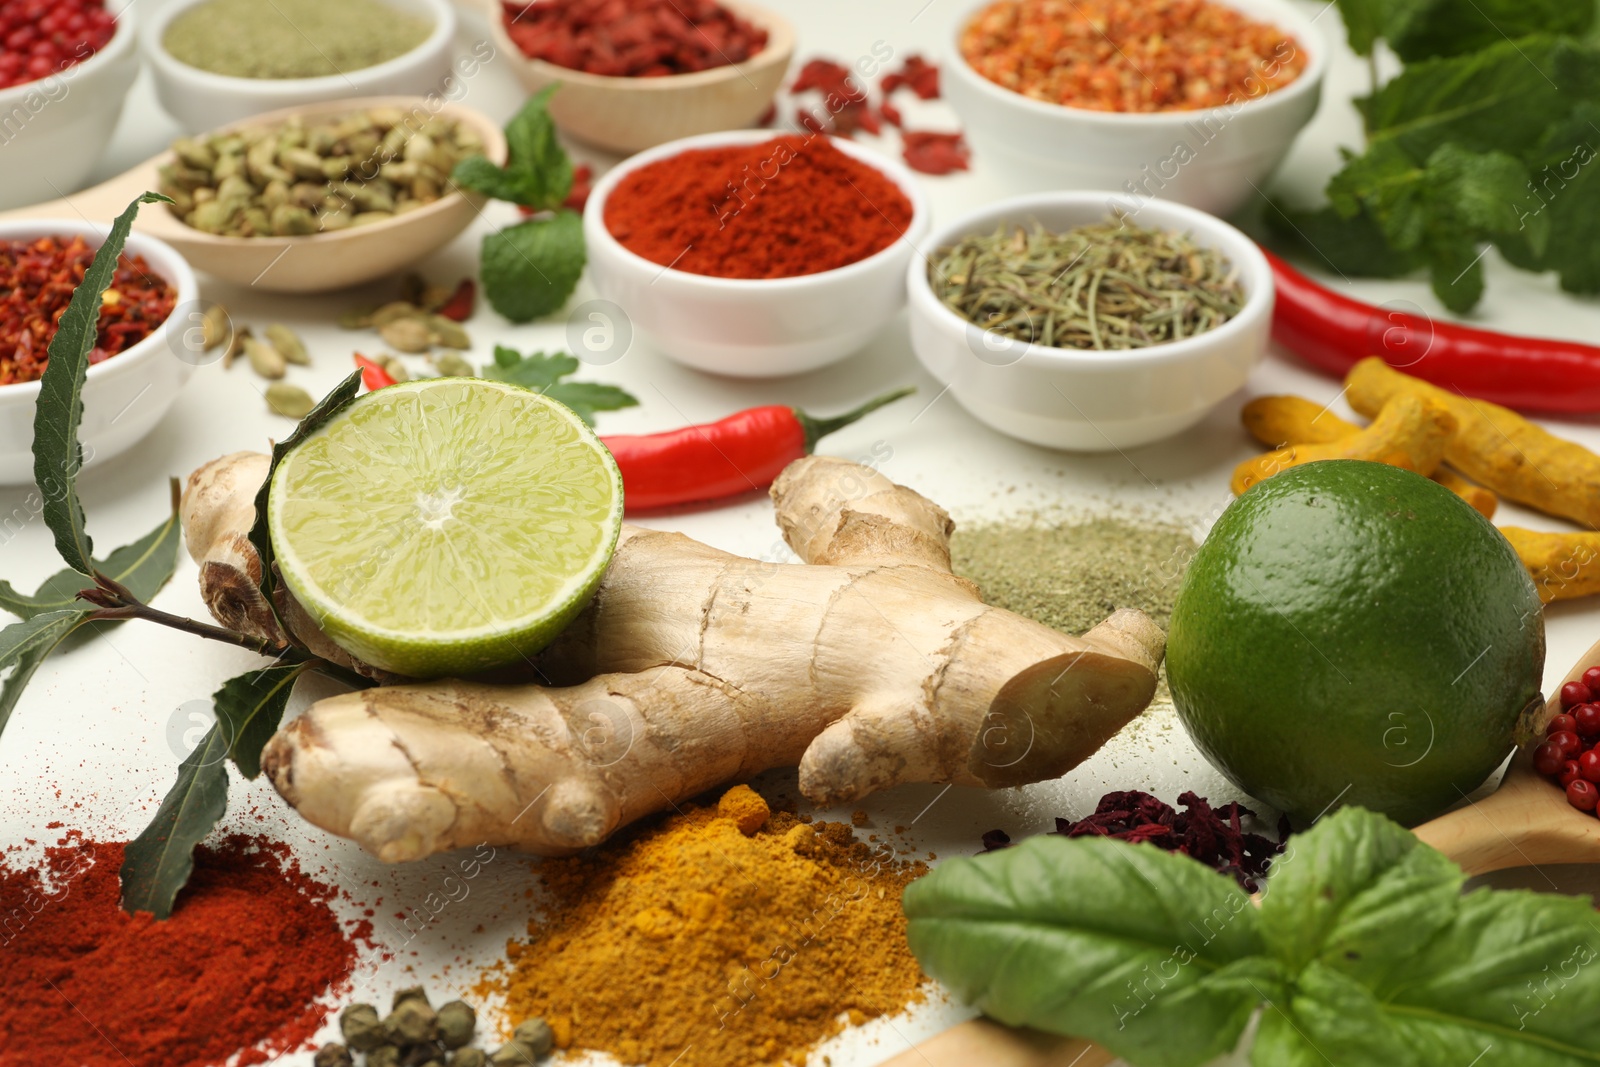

{"left": 0, "top": 220, "right": 197, "bottom": 485}
{"left": 490, "top": 0, "right": 796, "bottom": 154}
{"left": 944, "top": 0, "right": 1326, "bottom": 216}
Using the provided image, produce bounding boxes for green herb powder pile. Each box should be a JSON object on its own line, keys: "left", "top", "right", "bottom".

{"left": 163, "top": 0, "right": 433, "bottom": 80}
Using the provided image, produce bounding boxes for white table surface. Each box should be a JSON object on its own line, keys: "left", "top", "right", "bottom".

{"left": 4, "top": 2, "right": 1597, "bottom": 1064}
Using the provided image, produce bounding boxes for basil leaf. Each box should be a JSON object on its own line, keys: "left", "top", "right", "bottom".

{"left": 0, "top": 609, "right": 89, "bottom": 737}
{"left": 32, "top": 192, "right": 169, "bottom": 575}
{"left": 245, "top": 370, "right": 363, "bottom": 627}
{"left": 904, "top": 836, "right": 1270, "bottom": 1067}
{"left": 0, "top": 478, "right": 183, "bottom": 620}
{"left": 120, "top": 723, "right": 230, "bottom": 919}
{"left": 213, "top": 662, "right": 307, "bottom": 779}
{"left": 1254, "top": 961, "right": 1420, "bottom": 1067}
{"left": 480, "top": 212, "right": 586, "bottom": 323}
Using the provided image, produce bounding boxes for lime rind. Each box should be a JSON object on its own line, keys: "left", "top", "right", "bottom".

{"left": 268, "top": 378, "right": 624, "bottom": 678}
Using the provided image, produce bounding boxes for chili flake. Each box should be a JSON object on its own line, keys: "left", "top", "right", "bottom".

{"left": 902, "top": 130, "right": 970, "bottom": 175}
{"left": 961, "top": 0, "right": 1306, "bottom": 113}
{"left": 0, "top": 235, "right": 176, "bottom": 387}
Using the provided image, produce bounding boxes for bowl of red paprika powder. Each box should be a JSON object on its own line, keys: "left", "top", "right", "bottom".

{"left": 585, "top": 130, "right": 929, "bottom": 378}
{"left": 0, "top": 219, "right": 197, "bottom": 485}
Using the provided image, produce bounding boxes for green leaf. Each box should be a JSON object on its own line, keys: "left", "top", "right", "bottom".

{"left": 0, "top": 609, "right": 88, "bottom": 737}
{"left": 1263, "top": 201, "right": 1426, "bottom": 279}
{"left": 1387, "top": 0, "right": 1595, "bottom": 63}
{"left": 904, "top": 836, "right": 1272, "bottom": 1067}
{"left": 480, "top": 212, "right": 586, "bottom": 323}
{"left": 1254, "top": 962, "right": 1421, "bottom": 1067}
{"left": 245, "top": 370, "right": 363, "bottom": 628}
{"left": 120, "top": 723, "right": 230, "bottom": 919}
{"left": 32, "top": 192, "right": 169, "bottom": 575}
{"left": 212, "top": 662, "right": 307, "bottom": 779}
{"left": 0, "top": 479, "right": 183, "bottom": 620}
{"left": 1333, "top": 0, "right": 1427, "bottom": 58}
{"left": 544, "top": 381, "right": 641, "bottom": 426}
{"left": 1493, "top": 103, "right": 1600, "bottom": 293}
{"left": 484, "top": 346, "right": 578, "bottom": 390}
{"left": 450, "top": 86, "right": 572, "bottom": 211}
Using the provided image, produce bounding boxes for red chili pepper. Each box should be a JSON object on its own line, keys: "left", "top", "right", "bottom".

{"left": 1264, "top": 248, "right": 1600, "bottom": 414}
{"left": 602, "top": 388, "right": 913, "bottom": 512}
{"left": 354, "top": 353, "right": 395, "bottom": 391}
{"left": 435, "top": 278, "right": 476, "bottom": 322}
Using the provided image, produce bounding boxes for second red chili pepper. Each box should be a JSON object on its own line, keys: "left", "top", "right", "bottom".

{"left": 602, "top": 388, "right": 913, "bottom": 512}
{"left": 1265, "top": 248, "right": 1600, "bottom": 414}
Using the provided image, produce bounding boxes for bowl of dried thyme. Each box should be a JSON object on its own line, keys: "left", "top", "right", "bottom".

{"left": 908, "top": 191, "right": 1273, "bottom": 451}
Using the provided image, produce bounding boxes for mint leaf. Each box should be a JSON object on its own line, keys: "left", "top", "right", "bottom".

{"left": 32, "top": 192, "right": 169, "bottom": 574}
{"left": 543, "top": 381, "right": 640, "bottom": 426}
{"left": 246, "top": 370, "right": 363, "bottom": 629}
{"left": 450, "top": 86, "right": 571, "bottom": 211}
{"left": 0, "top": 609, "right": 89, "bottom": 737}
{"left": 904, "top": 836, "right": 1272, "bottom": 1067}
{"left": 485, "top": 346, "right": 578, "bottom": 389}
{"left": 480, "top": 212, "right": 585, "bottom": 323}
{"left": 1263, "top": 201, "right": 1425, "bottom": 279}
{"left": 1386, "top": 0, "right": 1595, "bottom": 63}
{"left": 1494, "top": 103, "right": 1600, "bottom": 294}
{"left": 120, "top": 723, "right": 230, "bottom": 919}
{"left": 213, "top": 662, "right": 307, "bottom": 779}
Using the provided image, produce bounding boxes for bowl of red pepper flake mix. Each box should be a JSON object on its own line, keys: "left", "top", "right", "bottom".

{"left": 0, "top": 0, "right": 139, "bottom": 210}
{"left": 491, "top": 0, "right": 793, "bottom": 153}
{"left": 585, "top": 129, "right": 928, "bottom": 377}
{"left": 0, "top": 221, "right": 194, "bottom": 485}
{"left": 943, "top": 0, "right": 1324, "bottom": 215}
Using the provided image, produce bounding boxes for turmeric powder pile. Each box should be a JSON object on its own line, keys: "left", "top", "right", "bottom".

{"left": 477, "top": 786, "right": 928, "bottom": 1067}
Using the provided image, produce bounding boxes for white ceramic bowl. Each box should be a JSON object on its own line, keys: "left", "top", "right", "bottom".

{"left": 0, "top": 9, "right": 139, "bottom": 211}
{"left": 908, "top": 193, "right": 1272, "bottom": 451}
{"left": 142, "top": 0, "right": 457, "bottom": 134}
{"left": 0, "top": 220, "right": 198, "bottom": 486}
{"left": 584, "top": 130, "right": 931, "bottom": 378}
{"left": 944, "top": 0, "right": 1325, "bottom": 216}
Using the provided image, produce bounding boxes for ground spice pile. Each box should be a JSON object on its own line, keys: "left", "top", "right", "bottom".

{"left": 477, "top": 785, "right": 927, "bottom": 1067}
{"left": 603, "top": 135, "right": 913, "bottom": 279}
{"left": 2, "top": 831, "right": 360, "bottom": 1067}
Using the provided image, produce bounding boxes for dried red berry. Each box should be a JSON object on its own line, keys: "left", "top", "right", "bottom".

{"left": 1535, "top": 740, "right": 1569, "bottom": 777}
{"left": 1583, "top": 666, "right": 1600, "bottom": 691}
{"left": 1561, "top": 680, "right": 1593, "bottom": 709}
{"left": 1567, "top": 778, "right": 1599, "bottom": 812}
{"left": 1550, "top": 730, "right": 1584, "bottom": 759}
{"left": 1575, "top": 704, "right": 1600, "bottom": 740}
{"left": 1580, "top": 749, "right": 1600, "bottom": 784}
{"left": 1548, "top": 713, "right": 1580, "bottom": 736}
{"left": 1560, "top": 760, "right": 1584, "bottom": 787}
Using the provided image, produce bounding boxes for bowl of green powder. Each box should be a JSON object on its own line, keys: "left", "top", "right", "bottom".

{"left": 142, "top": 0, "right": 456, "bottom": 133}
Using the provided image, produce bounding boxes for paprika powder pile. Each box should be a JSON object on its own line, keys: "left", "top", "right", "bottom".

{"left": 603, "top": 135, "right": 914, "bottom": 279}
{"left": 476, "top": 785, "right": 928, "bottom": 1067}
{"left": 3, "top": 830, "right": 361, "bottom": 1067}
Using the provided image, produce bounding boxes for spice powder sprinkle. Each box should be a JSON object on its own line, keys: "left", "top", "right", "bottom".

{"left": 161, "top": 0, "right": 433, "bottom": 80}
{"left": 476, "top": 785, "right": 928, "bottom": 1067}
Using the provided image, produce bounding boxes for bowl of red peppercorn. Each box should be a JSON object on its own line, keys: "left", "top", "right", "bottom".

{"left": 0, "top": 219, "right": 196, "bottom": 485}
{"left": 943, "top": 0, "right": 1325, "bottom": 216}
{"left": 585, "top": 129, "right": 929, "bottom": 378}
{"left": 0, "top": 0, "right": 139, "bottom": 211}
{"left": 492, "top": 0, "right": 795, "bottom": 154}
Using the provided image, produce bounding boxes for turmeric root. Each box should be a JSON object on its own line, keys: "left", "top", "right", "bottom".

{"left": 1499, "top": 528, "right": 1600, "bottom": 603}
{"left": 181, "top": 453, "right": 1166, "bottom": 862}
{"left": 1231, "top": 394, "right": 1457, "bottom": 495}
{"left": 1240, "top": 395, "right": 1497, "bottom": 517}
{"left": 1347, "top": 358, "right": 1600, "bottom": 528}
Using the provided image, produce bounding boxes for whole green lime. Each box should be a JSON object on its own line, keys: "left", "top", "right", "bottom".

{"left": 1167, "top": 460, "right": 1544, "bottom": 827}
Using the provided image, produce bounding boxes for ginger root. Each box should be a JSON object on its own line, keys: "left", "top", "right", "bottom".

{"left": 181, "top": 453, "right": 1166, "bottom": 862}
{"left": 1499, "top": 528, "right": 1600, "bottom": 603}
{"left": 1240, "top": 395, "right": 1497, "bottom": 518}
{"left": 1347, "top": 358, "right": 1600, "bottom": 528}
{"left": 1231, "top": 393, "right": 1457, "bottom": 495}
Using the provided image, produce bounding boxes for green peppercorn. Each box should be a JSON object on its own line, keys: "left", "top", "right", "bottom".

{"left": 367, "top": 1046, "right": 402, "bottom": 1067}
{"left": 392, "top": 986, "right": 431, "bottom": 1009}
{"left": 435, "top": 1001, "right": 476, "bottom": 1050}
{"left": 314, "top": 1044, "right": 354, "bottom": 1067}
{"left": 448, "top": 1049, "right": 486, "bottom": 1067}
{"left": 511, "top": 1020, "right": 553, "bottom": 1058}
{"left": 340, "top": 1004, "right": 387, "bottom": 1052}
{"left": 384, "top": 997, "right": 438, "bottom": 1044}
{"left": 486, "top": 1043, "right": 533, "bottom": 1067}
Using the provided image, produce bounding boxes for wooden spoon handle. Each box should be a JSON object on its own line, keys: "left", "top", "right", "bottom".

{"left": 878, "top": 1020, "right": 1113, "bottom": 1067}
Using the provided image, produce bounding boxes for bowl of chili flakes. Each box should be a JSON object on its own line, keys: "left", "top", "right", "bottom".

{"left": 0, "top": 220, "right": 195, "bottom": 485}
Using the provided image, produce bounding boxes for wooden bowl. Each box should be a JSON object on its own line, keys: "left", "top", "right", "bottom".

{"left": 0, "top": 96, "right": 507, "bottom": 293}
{"left": 484, "top": 0, "right": 794, "bottom": 153}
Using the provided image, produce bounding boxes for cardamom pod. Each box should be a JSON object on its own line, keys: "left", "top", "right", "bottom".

{"left": 398, "top": 273, "right": 427, "bottom": 306}
{"left": 380, "top": 354, "right": 411, "bottom": 382}
{"left": 222, "top": 326, "right": 250, "bottom": 370}
{"left": 265, "top": 382, "right": 314, "bottom": 418}
{"left": 339, "top": 306, "right": 377, "bottom": 329}
{"left": 200, "top": 304, "right": 230, "bottom": 351}
{"left": 426, "top": 316, "right": 470, "bottom": 350}
{"left": 244, "top": 336, "right": 287, "bottom": 379}
{"left": 430, "top": 352, "right": 474, "bottom": 377}
{"left": 371, "top": 301, "right": 423, "bottom": 327}
{"left": 379, "top": 319, "right": 431, "bottom": 353}
{"left": 265, "top": 324, "right": 310, "bottom": 365}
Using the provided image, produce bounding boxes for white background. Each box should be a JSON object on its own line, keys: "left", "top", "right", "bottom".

{"left": 3, "top": 1, "right": 1597, "bottom": 1064}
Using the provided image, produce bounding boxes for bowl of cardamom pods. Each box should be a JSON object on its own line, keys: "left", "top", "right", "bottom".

{"left": 908, "top": 192, "right": 1274, "bottom": 451}
{"left": 141, "top": 0, "right": 458, "bottom": 133}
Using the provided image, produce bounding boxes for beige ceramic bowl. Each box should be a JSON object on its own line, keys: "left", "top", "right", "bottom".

{"left": 480, "top": 0, "right": 794, "bottom": 153}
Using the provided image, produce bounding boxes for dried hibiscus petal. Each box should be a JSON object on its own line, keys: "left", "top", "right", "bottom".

{"left": 901, "top": 130, "right": 970, "bottom": 176}
{"left": 882, "top": 54, "right": 940, "bottom": 100}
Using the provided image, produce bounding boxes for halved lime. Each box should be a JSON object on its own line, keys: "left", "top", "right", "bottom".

{"left": 268, "top": 378, "right": 624, "bottom": 678}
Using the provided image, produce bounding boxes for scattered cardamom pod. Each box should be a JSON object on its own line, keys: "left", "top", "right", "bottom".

{"left": 419, "top": 283, "right": 454, "bottom": 312}
{"left": 265, "top": 323, "right": 311, "bottom": 366}
{"left": 379, "top": 318, "right": 431, "bottom": 354}
{"left": 313, "top": 1044, "right": 354, "bottom": 1067}
{"left": 339, "top": 306, "right": 377, "bottom": 329}
{"left": 511, "top": 1020, "right": 553, "bottom": 1058}
{"left": 265, "top": 382, "right": 315, "bottom": 419}
{"left": 380, "top": 354, "right": 411, "bottom": 383}
{"left": 340, "top": 1004, "right": 387, "bottom": 1052}
{"left": 436, "top": 1001, "right": 476, "bottom": 1050}
{"left": 425, "top": 315, "right": 471, "bottom": 351}
{"left": 431, "top": 352, "right": 475, "bottom": 377}
{"left": 244, "top": 336, "right": 286, "bottom": 379}
{"left": 200, "top": 304, "right": 230, "bottom": 350}
{"left": 371, "top": 301, "right": 423, "bottom": 328}
{"left": 398, "top": 272, "right": 427, "bottom": 307}
{"left": 222, "top": 325, "right": 250, "bottom": 370}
